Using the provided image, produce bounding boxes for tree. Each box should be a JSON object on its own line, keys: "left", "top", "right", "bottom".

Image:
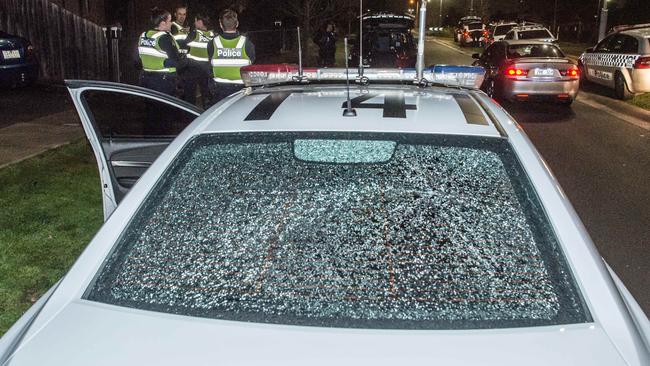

{"left": 274, "top": 0, "right": 350, "bottom": 62}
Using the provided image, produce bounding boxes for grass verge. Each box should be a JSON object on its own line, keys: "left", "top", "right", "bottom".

{"left": 0, "top": 140, "right": 102, "bottom": 336}
{"left": 627, "top": 93, "right": 650, "bottom": 111}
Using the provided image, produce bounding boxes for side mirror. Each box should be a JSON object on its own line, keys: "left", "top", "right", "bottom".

{"left": 472, "top": 53, "right": 481, "bottom": 59}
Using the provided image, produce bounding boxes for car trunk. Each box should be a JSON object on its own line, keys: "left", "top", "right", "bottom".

{"left": 7, "top": 302, "right": 631, "bottom": 366}
{"left": 506, "top": 58, "right": 576, "bottom": 79}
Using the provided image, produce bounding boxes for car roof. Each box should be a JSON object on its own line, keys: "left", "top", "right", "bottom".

{"left": 620, "top": 27, "right": 650, "bottom": 38}
{"left": 501, "top": 39, "right": 560, "bottom": 46}
{"left": 514, "top": 26, "right": 550, "bottom": 32}
{"left": 199, "top": 85, "right": 502, "bottom": 138}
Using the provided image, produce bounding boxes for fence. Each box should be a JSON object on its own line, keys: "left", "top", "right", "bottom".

{"left": 0, "top": 0, "right": 108, "bottom": 81}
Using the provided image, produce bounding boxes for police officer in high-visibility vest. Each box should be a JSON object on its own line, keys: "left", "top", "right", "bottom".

{"left": 183, "top": 12, "right": 215, "bottom": 107}
{"left": 171, "top": 5, "right": 190, "bottom": 53}
{"left": 207, "top": 9, "right": 255, "bottom": 104}
{"left": 138, "top": 7, "right": 187, "bottom": 96}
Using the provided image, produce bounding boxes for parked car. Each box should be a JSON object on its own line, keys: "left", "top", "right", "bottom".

{"left": 0, "top": 30, "right": 38, "bottom": 87}
{"left": 0, "top": 63, "right": 648, "bottom": 365}
{"left": 503, "top": 25, "right": 556, "bottom": 43}
{"left": 485, "top": 22, "right": 518, "bottom": 47}
{"left": 459, "top": 21, "right": 487, "bottom": 47}
{"left": 350, "top": 12, "right": 417, "bottom": 68}
{"left": 473, "top": 40, "right": 580, "bottom": 104}
{"left": 454, "top": 15, "right": 482, "bottom": 43}
{"left": 579, "top": 24, "right": 650, "bottom": 99}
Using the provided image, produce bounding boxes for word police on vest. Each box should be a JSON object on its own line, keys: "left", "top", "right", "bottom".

{"left": 218, "top": 48, "right": 243, "bottom": 58}
{"left": 139, "top": 38, "right": 156, "bottom": 47}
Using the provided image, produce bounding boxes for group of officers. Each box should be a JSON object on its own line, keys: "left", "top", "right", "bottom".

{"left": 138, "top": 5, "right": 255, "bottom": 107}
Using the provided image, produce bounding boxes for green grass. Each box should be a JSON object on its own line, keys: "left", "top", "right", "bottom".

{"left": 0, "top": 140, "right": 102, "bottom": 336}
{"left": 627, "top": 93, "right": 650, "bottom": 111}
{"left": 558, "top": 41, "right": 591, "bottom": 58}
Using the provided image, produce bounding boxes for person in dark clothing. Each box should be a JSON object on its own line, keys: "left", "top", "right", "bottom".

{"left": 184, "top": 12, "right": 215, "bottom": 107}
{"left": 207, "top": 9, "right": 255, "bottom": 104}
{"left": 138, "top": 7, "right": 188, "bottom": 96}
{"left": 313, "top": 22, "right": 337, "bottom": 67}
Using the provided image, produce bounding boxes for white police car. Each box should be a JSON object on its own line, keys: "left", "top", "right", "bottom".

{"left": 579, "top": 24, "right": 650, "bottom": 99}
{"left": 1, "top": 65, "right": 648, "bottom": 366}
{"left": 503, "top": 25, "right": 556, "bottom": 43}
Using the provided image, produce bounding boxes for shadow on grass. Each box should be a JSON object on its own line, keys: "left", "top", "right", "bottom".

{"left": 0, "top": 140, "right": 102, "bottom": 336}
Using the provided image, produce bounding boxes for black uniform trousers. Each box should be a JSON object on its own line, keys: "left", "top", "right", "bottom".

{"left": 210, "top": 81, "right": 244, "bottom": 105}
{"left": 141, "top": 72, "right": 177, "bottom": 96}
{"left": 182, "top": 60, "right": 212, "bottom": 108}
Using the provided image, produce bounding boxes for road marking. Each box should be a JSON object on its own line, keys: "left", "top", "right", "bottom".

{"left": 576, "top": 94, "right": 650, "bottom": 131}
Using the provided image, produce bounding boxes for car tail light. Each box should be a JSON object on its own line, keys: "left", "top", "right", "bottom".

{"left": 463, "top": 31, "right": 469, "bottom": 38}
{"left": 505, "top": 68, "right": 527, "bottom": 78}
{"left": 25, "top": 44, "right": 34, "bottom": 58}
{"left": 560, "top": 66, "right": 579, "bottom": 78}
{"left": 634, "top": 56, "right": 650, "bottom": 69}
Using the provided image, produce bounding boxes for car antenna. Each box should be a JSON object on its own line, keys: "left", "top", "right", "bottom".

{"left": 358, "top": 0, "right": 364, "bottom": 78}
{"left": 297, "top": 26, "right": 304, "bottom": 81}
{"left": 415, "top": 0, "right": 427, "bottom": 83}
{"left": 343, "top": 37, "right": 357, "bottom": 117}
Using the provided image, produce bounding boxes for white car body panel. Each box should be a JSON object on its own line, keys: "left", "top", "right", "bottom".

{"left": 7, "top": 302, "right": 626, "bottom": 366}
{"left": 2, "top": 83, "right": 648, "bottom": 365}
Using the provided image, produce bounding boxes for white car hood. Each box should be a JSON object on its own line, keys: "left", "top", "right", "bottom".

{"left": 7, "top": 301, "right": 628, "bottom": 366}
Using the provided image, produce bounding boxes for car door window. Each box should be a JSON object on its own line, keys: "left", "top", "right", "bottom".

{"left": 83, "top": 90, "right": 196, "bottom": 138}
{"left": 504, "top": 31, "right": 514, "bottom": 40}
{"left": 621, "top": 35, "right": 639, "bottom": 54}
{"left": 67, "top": 83, "right": 201, "bottom": 219}
{"left": 594, "top": 35, "right": 615, "bottom": 53}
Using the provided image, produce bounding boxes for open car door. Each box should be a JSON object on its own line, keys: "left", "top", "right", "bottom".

{"left": 66, "top": 80, "right": 202, "bottom": 220}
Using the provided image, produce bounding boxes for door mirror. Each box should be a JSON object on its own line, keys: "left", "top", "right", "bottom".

{"left": 472, "top": 53, "right": 481, "bottom": 59}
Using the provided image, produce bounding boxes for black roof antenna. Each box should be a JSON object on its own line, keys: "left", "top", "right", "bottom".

{"left": 343, "top": 37, "right": 357, "bottom": 117}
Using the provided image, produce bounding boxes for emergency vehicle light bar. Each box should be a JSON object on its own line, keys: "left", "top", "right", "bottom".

{"left": 240, "top": 64, "right": 485, "bottom": 89}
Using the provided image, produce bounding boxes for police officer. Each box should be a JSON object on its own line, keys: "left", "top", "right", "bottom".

{"left": 138, "top": 7, "right": 186, "bottom": 96}
{"left": 184, "top": 13, "right": 215, "bottom": 107}
{"left": 207, "top": 9, "right": 255, "bottom": 104}
{"left": 171, "top": 5, "right": 190, "bottom": 51}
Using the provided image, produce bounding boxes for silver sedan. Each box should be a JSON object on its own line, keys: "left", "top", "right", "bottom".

{"left": 473, "top": 40, "right": 580, "bottom": 105}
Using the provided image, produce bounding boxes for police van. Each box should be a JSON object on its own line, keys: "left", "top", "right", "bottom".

{"left": 579, "top": 24, "right": 650, "bottom": 99}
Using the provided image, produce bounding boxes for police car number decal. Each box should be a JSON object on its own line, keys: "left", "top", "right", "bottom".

{"left": 342, "top": 93, "right": 416, "bottom": 118}
{"left": 245, "top": 92, "right": 417, "bottom": 121}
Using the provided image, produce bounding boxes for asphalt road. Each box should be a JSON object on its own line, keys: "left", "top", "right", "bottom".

{"left": 426, "top": 37, "right": 650, "bottom": 315}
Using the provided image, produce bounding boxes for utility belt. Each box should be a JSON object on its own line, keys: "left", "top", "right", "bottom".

{"left": 142, "top": 71, "right": 177, "bottom": 79}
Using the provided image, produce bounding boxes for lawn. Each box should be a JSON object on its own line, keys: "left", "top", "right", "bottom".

{"left": 627, "top": 93, "right": 650, "bottom": 111}
{"left": 0, "top": 140, "right": 102, "bottom": 336}
{"left": 557, "top": 41, "right": 591, "bottom": 58}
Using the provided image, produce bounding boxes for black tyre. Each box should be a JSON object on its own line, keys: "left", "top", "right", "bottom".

{"left": 578, "top": 64, "right": 587, "bottom": 85}
{"left": 558, "top": 98, "right": 573, "bottom": 106}
{"left": 614, "top": 72, "right": 633, "bottom": 100}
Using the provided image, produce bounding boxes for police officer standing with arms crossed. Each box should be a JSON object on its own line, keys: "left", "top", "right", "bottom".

{"left": 208, "top": 9, "right": 255, "bottom": 104}
{"left": 138, "top": 7, "right": 187, "bottom": 96}
{"left": 184, "top": 12, "right": 215, "bottom": 107}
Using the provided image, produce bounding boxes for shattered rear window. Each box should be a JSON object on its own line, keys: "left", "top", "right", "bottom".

{"left": 86, "top": 133, "right": 590, "bottom": 329}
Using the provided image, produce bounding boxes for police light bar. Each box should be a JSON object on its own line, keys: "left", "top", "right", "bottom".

{"left": 240, "top": 64, "right": 485, "bottom": 89}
